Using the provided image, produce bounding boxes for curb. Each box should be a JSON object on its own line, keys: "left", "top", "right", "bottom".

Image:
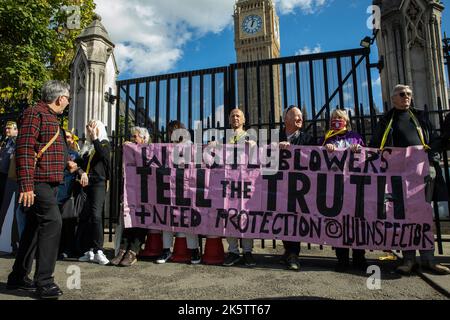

{"left": 417, "top": 272, "right": 450, "bottom": 298}
{"left": 392, "top": 251, "right": 450, "bottom": 298}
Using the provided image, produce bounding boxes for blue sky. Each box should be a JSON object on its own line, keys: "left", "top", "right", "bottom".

{"left": 95, "top": 0, "right": 450, "bottom": 120}
{"left": 94, "top": 0, "right": 450, "bottom": 78}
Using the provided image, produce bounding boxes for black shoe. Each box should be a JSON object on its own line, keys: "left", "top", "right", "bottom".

{"left": 36, "top": 283, "right": 63, "bottom": 300}
{"left": 243, "top": 252, "right": 256, "bottom": 267}
{"left": 421, "top": 261, "right": 450, "bottom": 275}
{"left": 286, "top": 254, "right": 300, "bottom": 271}
{"left": 6, "top": 275, "right": 37, "bottom": 292}
{"left": 223, "top": 252, "right": 241, "bottom": 266}
{"left": 396, "top": 259, "right": 417, "bottom": 276}
{"left": 156, "top": 249, "right": 172, "bottom": 264}
{"left": 190, "top": 249, "right": 201, "bottom": 265}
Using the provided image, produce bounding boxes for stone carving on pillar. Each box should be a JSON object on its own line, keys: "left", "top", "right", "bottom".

{"left": 70, "top": 14, "right": 119, "bottom": 137}
{"left": 374, "top": 0, "right": 447, "bottom": 117}
{"left": 405, "top": 0, "right": 426, "bottom": 47}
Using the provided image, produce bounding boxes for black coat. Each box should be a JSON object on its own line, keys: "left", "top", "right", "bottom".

{"left": 81, "top": 139, "right": 111, "bottom": 183}
{"left": 370, "top": 107, "right": 447, "bottom": 202}
{"left": 279, "top": 129, "right": 316, "bottom": 146}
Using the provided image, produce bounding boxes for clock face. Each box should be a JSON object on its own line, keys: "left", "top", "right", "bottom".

{"left": 242, "top": 15, "right": 263, "bottom": 35}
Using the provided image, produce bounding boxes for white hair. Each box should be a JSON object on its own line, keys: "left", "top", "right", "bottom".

{"left": 130, "top": 126, "right": 150, "bottom": 143}
{"left": 391, "top": 84, "right": 412, "bottom": 97}
{"left": 80, "top": 119, "right": 109, "bottom": 156}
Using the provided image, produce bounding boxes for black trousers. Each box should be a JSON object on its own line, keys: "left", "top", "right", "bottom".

{"left": 283, "top": 241, "right": 301, "bottom": 256}
{"left": 9, "top": 183, "right": 62, "bottom": 287}
{"left": 58, "top": 217, "right": 78, "bottom": 256}
{"left": 0, "top": 172, "right": 8, "bottom": 230}
{"left": 76, "top": 182, "right": 106, "bottom": 254}
{"left": 335, "top": 247, "right": 365, "bottom": 262}
{"left": 120, "top": 228, "right": 147, "bottom": 253}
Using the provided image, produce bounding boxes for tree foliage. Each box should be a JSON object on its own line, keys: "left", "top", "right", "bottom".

{"left": 0, "top": 0, "right": 95, "bottom": 112}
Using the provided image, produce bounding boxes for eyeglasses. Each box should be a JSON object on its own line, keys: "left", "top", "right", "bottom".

{"left": 61, "top": 95, "right": 71, "bottom": 103}
{"left": 398, "top": 91, "right": 412, "bottom": 98}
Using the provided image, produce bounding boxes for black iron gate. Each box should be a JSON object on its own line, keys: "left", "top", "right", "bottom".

{"left": 109, "top": 46, "right": 450, "bottom": 253}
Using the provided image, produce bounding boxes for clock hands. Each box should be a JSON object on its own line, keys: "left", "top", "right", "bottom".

{"left": 243, "top": 15, "right": 261, "bottom": 34}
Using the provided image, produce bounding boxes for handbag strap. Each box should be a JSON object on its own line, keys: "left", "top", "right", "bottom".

{"left": 86, "top": 149, "right": 96, "bottom": 174}
{"left": 36, "top": 127, "right": 60, "bottom": 160}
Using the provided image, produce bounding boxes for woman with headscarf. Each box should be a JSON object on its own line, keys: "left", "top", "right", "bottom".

{"left": 76, "top": 120, "right": 111, "bottom": 265}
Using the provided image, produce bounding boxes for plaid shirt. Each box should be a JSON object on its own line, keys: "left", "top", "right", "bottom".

{"left": 16, "top": 101, "right": 66, "bottom": 192}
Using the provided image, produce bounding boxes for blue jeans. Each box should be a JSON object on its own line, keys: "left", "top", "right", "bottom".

{"left": 15, "top": 205, "right": 26, "bottom": 239}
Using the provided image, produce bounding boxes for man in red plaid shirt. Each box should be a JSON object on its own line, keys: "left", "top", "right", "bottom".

{"left": 6, "top": 80, "right": 76, "bottom": 299}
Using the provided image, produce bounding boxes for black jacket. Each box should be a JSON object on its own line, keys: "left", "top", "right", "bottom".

{"left": 369, "top": 107, "right": 439, "bottom": 163}
{"left": 280, "top": 129, "right": 316, "bottom": 146}
{"left": 81, "top": 139, "right": 111, "bottom": 183}
{"left": 370, "top": 107, "right": 447, "bottom": 201}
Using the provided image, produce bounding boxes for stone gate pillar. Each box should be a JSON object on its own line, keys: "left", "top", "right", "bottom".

{"left": 374, "top": 0, "right": 447, "bottom": 113}
{"left": 69, "top": 14, "right": 119, "bottom": 137}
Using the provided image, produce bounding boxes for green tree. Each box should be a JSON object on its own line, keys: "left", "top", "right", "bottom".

{"left": 0, "top": 0, "right": 95, "bottom": 113}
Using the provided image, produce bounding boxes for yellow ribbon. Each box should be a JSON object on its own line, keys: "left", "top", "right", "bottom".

{"left": 379, "top": 110, "right": 430, "bottom": 151}
{"left": 228, "top": 131, "right": 247, "bottom": 144}
{"left": 322, "top": 129, "right": 347, "bottom": 146}
{"left": 408, "top": 109, "right": 430, "bottom": 151}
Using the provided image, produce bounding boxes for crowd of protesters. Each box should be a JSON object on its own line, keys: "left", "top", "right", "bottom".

{"left": 1, "top": 81, "right": 449, "bottom": 300}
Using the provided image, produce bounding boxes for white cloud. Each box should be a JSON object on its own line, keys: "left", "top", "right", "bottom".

{"left": 274, "top": 0, "right": 330, "bottom": 14}
{"left": 295, "top": 44, "right": 322, "bottom": 55}
{"left": 95, "top": 0, "right": 332, "bottom": 77}
{"left": 362, "top": 76, "right": 381, "bottom": 88}
{"left": 373, "top": 76, "right": 381, "bottom": 86}
{"left": 96, "top": 0, "right": 233, "bottom": 77}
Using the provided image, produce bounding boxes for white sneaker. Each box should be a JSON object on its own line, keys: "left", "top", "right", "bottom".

{"left": 79, "top": 250, "right": 94, "bottom": 262}
{"left": 94, "top": 250, "right": 109, "bottom": 265}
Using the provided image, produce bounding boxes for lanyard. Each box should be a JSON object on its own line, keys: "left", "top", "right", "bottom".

{"left": 86, "top": 150, "right": 96, "bottom": 174}
{"left": 322, "top": 129, "right": 347, "bottom": 146}
{"left": 379, "top": 110, "right": 430, "bottom": 151}
{"left": 228, "top": 131, "right": 247, "bottom": 144}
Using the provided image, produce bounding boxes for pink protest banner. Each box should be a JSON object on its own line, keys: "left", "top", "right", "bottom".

{"left": 123, "top": 143, "right": 434, "bottom": 250}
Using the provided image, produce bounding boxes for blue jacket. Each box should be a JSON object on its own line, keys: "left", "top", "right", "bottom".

{"left": 57, "top": 150, "right": 80, "bottom": 204}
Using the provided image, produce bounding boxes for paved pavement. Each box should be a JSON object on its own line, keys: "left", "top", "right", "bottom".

{"left": 0, "top": 238, "right": 449, "bottom": 300}
{"left": 408, "top": 236, "right": 450, "bottom": 297}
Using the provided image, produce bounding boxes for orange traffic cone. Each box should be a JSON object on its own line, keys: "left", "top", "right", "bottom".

{"left": 171, "top": 233, "right": 191, "bottom": 263}
{"left": 139, "top": 230, "right": 163, "bottom": 257}
{"left": 202, "top": 236, "right": 225, "bottom": 265}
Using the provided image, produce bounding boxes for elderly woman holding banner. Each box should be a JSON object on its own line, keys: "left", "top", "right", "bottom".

{"left": 319, "top": 108, "right": 368, "bottom": 272}
{"left": 110, "top": 127, "right": 152, "bottom": 267}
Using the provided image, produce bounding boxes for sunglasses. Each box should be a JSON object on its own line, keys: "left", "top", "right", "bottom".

{"left": 398, "top": 91, "right": 412, "bottom": 98}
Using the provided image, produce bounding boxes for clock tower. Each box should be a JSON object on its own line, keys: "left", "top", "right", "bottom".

{"left": 234, "top": 0, "right": 281, "bottom": 127}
